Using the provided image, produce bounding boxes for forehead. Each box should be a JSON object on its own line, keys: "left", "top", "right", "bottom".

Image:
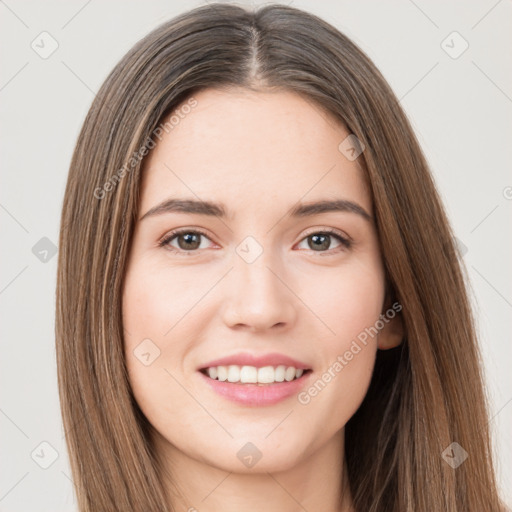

{"left": 139, "top": 87, "right": 371, "bottom": 217}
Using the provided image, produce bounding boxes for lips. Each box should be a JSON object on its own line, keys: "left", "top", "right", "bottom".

{"left": 198, "top": 366, "right": 313, "bottom": 406}
{"left": 198, "top": 352, "right": 311, "bottom": 371}
{"left": 196, "top": 352, "right": 313, "bottom": 405}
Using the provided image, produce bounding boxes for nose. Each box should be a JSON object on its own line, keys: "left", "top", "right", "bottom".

{"left": 220, "top": 247, "right": 297, "bottom": 332}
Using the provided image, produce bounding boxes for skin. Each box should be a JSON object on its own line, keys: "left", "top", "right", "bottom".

{"left": 122, "top": 87, "right": 403, "bottom": 512}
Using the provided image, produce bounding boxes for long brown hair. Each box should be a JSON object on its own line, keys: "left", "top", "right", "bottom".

{"left": 55, "top": 3, "right": 505, "bottom": 510}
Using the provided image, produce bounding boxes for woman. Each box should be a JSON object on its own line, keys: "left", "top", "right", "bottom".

{"left": 55, "top": 3, "right": 506, "bottom": 511}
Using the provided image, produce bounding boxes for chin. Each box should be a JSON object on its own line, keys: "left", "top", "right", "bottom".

{"left": 196, "top": 434, "right": 309, "bottom": 474}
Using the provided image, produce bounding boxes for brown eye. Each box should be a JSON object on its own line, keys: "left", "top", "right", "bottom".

{"left": 175, "top": 232, "right": 202, "bottom": 250}
{"left": 308, "top": 233, "right": 331, "bottom": 251}
{"left": 159, "top": 229, "right": 211, "bottom": 254}
{"left": 297, "top": 230, "right": 351, "bottom": 253}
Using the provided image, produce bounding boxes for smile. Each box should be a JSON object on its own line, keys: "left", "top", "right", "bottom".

{"left": 198, "top": 365, "right": 313, "bottom": 406}
{"left": 200, "top": 364, "right": 310, "bottom": 384}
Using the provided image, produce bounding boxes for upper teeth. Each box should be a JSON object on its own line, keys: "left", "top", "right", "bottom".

{"left": 206, "top": 365, "right": 304, "bottom": 384}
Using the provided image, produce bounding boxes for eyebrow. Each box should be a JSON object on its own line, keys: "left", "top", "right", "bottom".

{"left": 139, "top": 197, "right": 372, "bottom": 222}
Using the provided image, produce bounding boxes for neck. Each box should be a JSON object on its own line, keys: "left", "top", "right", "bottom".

{"left": 154, "top": 428, "right": 355, "bottom": 512}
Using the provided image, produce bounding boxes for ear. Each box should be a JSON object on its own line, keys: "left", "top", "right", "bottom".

{"left": 377, "top": 295, "right": 404, "bottom": 350}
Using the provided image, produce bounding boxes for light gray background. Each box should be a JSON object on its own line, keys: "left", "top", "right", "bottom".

{"left": 1, "top": 0, "right": 510, "bottom": 510}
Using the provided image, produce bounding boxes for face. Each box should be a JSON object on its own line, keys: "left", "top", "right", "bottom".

{"left": 122, "top": 87, "right": 401, "bottom": 476}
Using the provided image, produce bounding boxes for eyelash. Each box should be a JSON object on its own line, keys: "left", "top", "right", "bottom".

{"left": 158, "top": 228, "right": 352, "bottom": 256}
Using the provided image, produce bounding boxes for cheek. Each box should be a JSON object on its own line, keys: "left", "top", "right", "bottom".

{"left": 305, "top": 258, "right": 385, "bottom": 345}
{"left": 121, "top": 258, "right": 216, "bottom": 415}
{"left": 122, "top": 265, "right": 178, "bottom": 407}
{"left": 121, "top": 267, "right": 201, "bottom": 442}
{"left": 296, "top": 258, "right": 384, "bottom": 415}
{"left": 122, "top": 258, "right": 208, "bottom": 352}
